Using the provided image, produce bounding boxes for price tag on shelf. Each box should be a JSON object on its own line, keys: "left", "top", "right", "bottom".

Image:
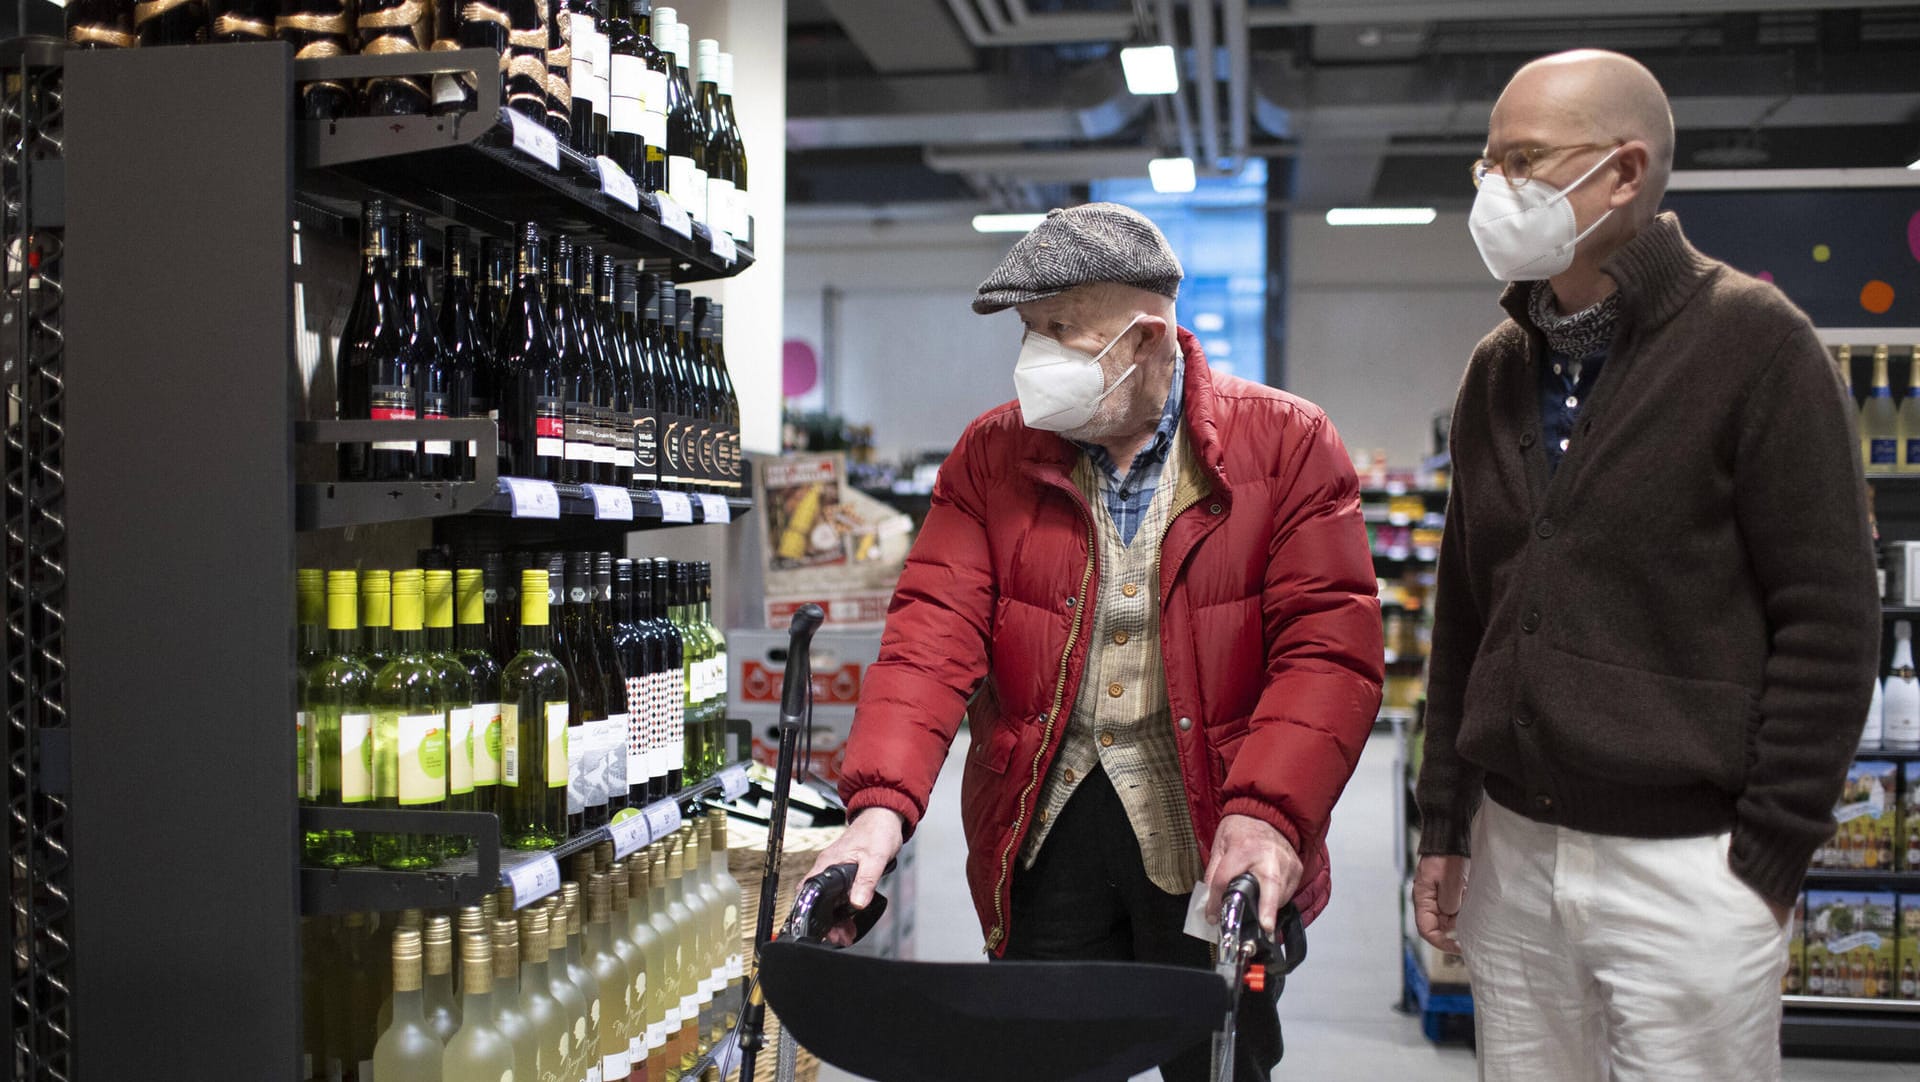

{"left": 709, "top": 228, "right": 737, "bottom": 263}
{"left": 608, "top": 809, "right": 651, "bottom": 859}
{"left": 696, "top": 494, "right": 731, "bottom": 523}
{"left": 657, "top": 490, "right": 694, "bottom": 523}
{"left": 718, "top": 764, "right": 750, "bottom": 800}
{"left": 506, "top": 109, "right": 560, "bottom": 170}
{"left": 584, "top": 484, "right": 634, "bottom": 521}
{"left": 504, "top": 853, "right": 562, "bottom": 908}
{"left": 656, "top": 195, "right": 693, "bottom": 239}
{"left": 595, "top": 156, "right": 641, "bottom": 211}
{"left": 499, "top": 477, "right": 560, "bottom": 519}
{"left": 644, "top": 799, "right": 682, "bottom": 841}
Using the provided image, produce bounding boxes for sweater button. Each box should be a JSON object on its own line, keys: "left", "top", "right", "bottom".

{"left": 1536, "top": 518, "right": 1556, "bottom": 539}
{"left": 1121, "top": 583, "right": 1140, "bottom": 598}
{"left": 1534, "top": 794, "right": 1555, "bottom": 813}
{"left": 1520, "top": 431, "right": 1536, "bottom": 449}
{"left": 1178, "top": 716, "right": 1192, "bottom": 731}
{"left": 1521, "top": 610, "right": 1541, "bottom": 633}
{"left": 1514, "top": 714, "right": 1533, "bottom": 728}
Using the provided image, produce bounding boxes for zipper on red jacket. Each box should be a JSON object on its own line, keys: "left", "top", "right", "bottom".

{"left": 985, "top": 504, "right": 1096, "bottom": 954}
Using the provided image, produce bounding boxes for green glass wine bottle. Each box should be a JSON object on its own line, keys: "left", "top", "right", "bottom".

{"left": 443, "top": 932, "right": 517, "bottom": 1082}
{"left": 372, "top": 928, "right": 443, "bottom": 1082}
{"left": 298, "top": 568, "right": 326, "bottom": 670}
{"left": 500, "top": 567, "right": 571, "bottom": 849}
{"left": 425, "top": 567, "right": 478, "bottom": 857}
{"left": 457, "top": 566, "right": 505, "bottom": 822}
{"left": 372, "top": 569, "right": 448, "bottom": 870}
{"left": 360, "top": 568, "right": 396, "bottom": 672}
{"left": 302, "top": 570, "right": 374, "bottom": 867}
{"left": 487, "top": 916, "right": 543, "bottom": 1082}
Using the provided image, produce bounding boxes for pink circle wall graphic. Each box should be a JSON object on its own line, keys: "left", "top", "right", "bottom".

{"left": 783, "top": 339, "right": 820, "bottom": 398}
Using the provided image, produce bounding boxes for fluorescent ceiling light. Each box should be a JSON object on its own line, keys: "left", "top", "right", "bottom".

{"left": 1325, "top": 206, "right": 1437, "bottom": 226}
{"left": 972, "top": 213, "right": 1049, "bottom": 234}
{"left": 1149, "top": 157, "right": 1197, "bottom": 194}
{"left": 1121, "top": 45, "right": 1180, "bottom": 96}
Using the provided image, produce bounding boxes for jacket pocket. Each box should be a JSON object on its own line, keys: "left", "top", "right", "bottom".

{"left": 971, "top": 722, "right": 1020, "bottom": 775}
{"left": 1531, "top": 646, "right": 1758, "bottom": 794}
{"left": 1202, "top": 715, "right": 1251, "bottom": 790}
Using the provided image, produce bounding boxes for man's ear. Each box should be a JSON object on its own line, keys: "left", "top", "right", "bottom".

{"left": 1134, "top": 313, "right": 1173, "bottom": 356}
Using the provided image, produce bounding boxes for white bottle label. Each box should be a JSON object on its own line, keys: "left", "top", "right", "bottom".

{"left": 641, "top": 113, "right": 668, "bottom": 159}
{"left": 638, "top": 69, "right": 668, "bottom": 116}
{"left": 603, "top": 1051, "right": 629, "bottom": 1079}
{"left": 610, "top": 54, "right": 644, "bottom": 134}
{"left": 707, "top": 177, "right": 735, "bottom": 238}
{"left": 501, "top": 702, "right": 520, "bottom": 785}
{"left": 667, "top": 155, "right": 699, "bottom": 215}
{"left": 689, "top": 166, "right": 709, "bottom": 223}
{"left": 473, "top": 702, "right": 503, "bottom": 786}
{"left": 571, "top": 28, "right": 600, "bottom": 106}
{"left": 730, "top": 186, "right": 749, "bottom": 241}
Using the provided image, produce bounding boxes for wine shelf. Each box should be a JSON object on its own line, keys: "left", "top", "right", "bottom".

{"left": 1804, "top": 870, "right": 1920, "bottom": 891}
{"left": 300, "top": 760, "right": 752, "bottom": 916}
{"left": 293, "top": 49, "right": 750, "bottom": 282}
{"left": 1851, "top": 743, "right": 1920, "bottom": 762}
{"left": 1784, "top": 994, "right": 1920, "bottom": 1015}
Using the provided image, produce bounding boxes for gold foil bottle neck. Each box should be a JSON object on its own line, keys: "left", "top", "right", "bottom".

{"left": 390, "top": 928, "right": 425, "bottom": 992}
{"left": 519, "top": 908, "right": 551, "bottom": 964}
{"left": 667, "top": 844, "right": 684, "bottom": 880}
{"left": 399, "top": 907, "right": 426, "bottom": 931}
{"left": 546, "top": 900, "right": 570, "bottom": 952}
{"left": 457, "top": 905, "right": 487, "bottom": 943}
{"left": 588, "top": 872, "right": 612, "bottom": 923}
{"left": 491, "top": 917, "right": 521, "bottom": 980}
{"left": 611, "top": 865, "right": 630, "bottom": 911}
{"left": 562, "top": 882, "right": 585, "bottom": 935}
{"left": 423, "top": 915, "right": 454, "bottom": 976}
{"left": 461, "top": 932, "right": 495, "bottom": 995}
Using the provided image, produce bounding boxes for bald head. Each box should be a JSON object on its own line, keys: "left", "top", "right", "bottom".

{"left": 1493, "top": 49, "right": 1676, "bottom": 220}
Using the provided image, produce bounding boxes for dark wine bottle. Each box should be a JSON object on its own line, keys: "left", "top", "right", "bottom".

{"left": 629, "top": 556, "right": 666, "bottom": 802}
{"left": 429, "top": 0, "right": 473, "bottom": 114}
{"left": 561, "top": 553, "right": 610, "bottom": 835}
{"left": 694, "top": 39, "right": 734, "bottom": 241}
{"left": 691, "top": 296, "right": 720, "bottom": 494}
{"left": 135, "top": 0, "right": 209, "bottom": 46}
{"left": 279, "top": 0, "right": 355, "bottom": 119}
{"left": 651, "top": 557, "right": 685, "bottom": 792}
{"left": 572, "top": 243, "right": 617, "bottom": 486}
{"left": 564, "top": 0, "right": 608, "bottom": 158}
{"left": 547, "top": 236, "right": 596, "bottom": 484}
{"left": 602, "top": 257, "right": 637, "bottom": 490}
{"left": 654, "top": 279, "right": 685, "bottom": 491}
{"left": 592, "top": 553, "right": 630, "bottom": 816}
{"left": 439, "top": 225, "right": 485, "bottom": 481}
{"left": 395, "top": 209, "right": 457, "bottom": 481}
{"left": 712, "top": 302, "right": 742, "bottom": 492}
{"left": 675, "top": 288, "right": 710, "bottom": 492}
{"left": 545, "top": 0, "right": 574, "bottom": 140}
{"left": 499, "top": 224, "right": 565, "bottom": 482}
{"left": 474, "top": 236, "right": 514, "bottom": 479}
{"left": 505, "top": 0, "right": 550, "bottom": 120}
{"left": 605, "top": 0, "right": 644, "bottom": 182}
{"left": 209, "top": 0, "right": 275, "bottom": 41}
{"left": 633, "top": 0, "right": 669, "bottom": 194}
{"left": 611, "top": 559, "right": 647, "bottom": 805}
{"left": 357, "top": 0, "right": 432, "bottom": 116}
{"left": 658, "top": 17, "right": 703, "bottom": 219}
{"left": 717, "top": 50, "right": 748, "bottom": 242}
{"left": 66, "top": 0, "right": 136, "bottom": 48}
{"left": 621, "top": 268, "right": 661, "bottom": 491}
{"left": 340, "top": 200, "right": 417, "bottom": 482}
{"left": 499, "top": 566, "right": 570, "bottom": 850}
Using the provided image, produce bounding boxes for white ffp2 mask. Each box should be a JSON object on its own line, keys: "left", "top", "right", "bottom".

{"left": 1012, "top": 314, "right": 1143, "bottom": 432}
{"left": 1468, "top": 147, "right": 1620, "bottom": 281}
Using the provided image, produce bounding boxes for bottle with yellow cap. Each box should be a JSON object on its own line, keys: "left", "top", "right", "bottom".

{"left": 489, "top": 915, "right": 544, "bottom": 1082}
{"left": 445, "top": 932, "right": 519, "bottom": 1082}
{"left": 372, "top": 568, "right": 449, "bottom": 870}
{"left": 302, "top": 570, "right": 375, "bottom": 867}
{"left": 458, "top": 564, "right": 506, "bottom": 821}
{"left": 518, "top": 906, "right": 574, "bottom": 1081}
{"left": 426, "top": 564, "right": 480, "bottom": 856}
{"left": 361, "top": 568, "right": 397, "bottom": 672}
{"left": 373, "top": 928, "right": 444, "bottom": 1082}
{"left": 298, "top": 568, "right": 327, "bottom": 670}
{"left": 501, "top": 567, "right": 572, "bottom": 849}
{"left": 584, "top": 871, "right": 637, "bottom": 1082}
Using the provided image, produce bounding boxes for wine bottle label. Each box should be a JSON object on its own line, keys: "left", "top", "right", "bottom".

{"left": 474, "top": 702, "right": 503, "bottom": 786}
{"left": 596, "top": 406, "right": 619, "bottom": 464}
{"left": 646, "top": 1021, "right": 665, "bottom": 1049}
{"left": 603, "top": 1051, "right": 628, "bottom": 1079}
{"left": 536, "top": 396, "right": 566, "bottom": 460}
{"left": 628, "top": 1033, "right": 643, "bottom": 1063}
{"left": 660, "top": 414, "right": 683, "bottom": 479}
{"left": 341, "top": 713, "right": 374, "bottom": 802}
{"left": 396, "top": 713, "right": 448, "bottom": 805}
{"left": 422, "top": 391, "right": 453, "bottom": 457}
{"left": 448, "top": 705, "right": 475, "bottom": 795}
{"left": 727, "top": 952, "right": 743, "bottom": 980}
{"left": 672, "top": 709, "right": 687, "bottom": 771}
{"left": 641, "top": 112, "right": 668, "bottom": 159}
{"left": 610, "top": 55, "right": 644, "bottom": 134}
{"left": 614, "top": 412, "right": 636, "bottom": 457}
{"left": 681, "top": 424, "right": 703, "bottom": 486}
{"left": 565, "top": 400, "right": 597, "bottom": 461}
{"left": 730, "top": 187, "right": 750, "bottom": 241}
{"left": 370, "top": 385, "right": 417, "bottom": 451}
{"left": 667, "top": 155, "right": 699, "bottom": 215}
{"left": 588, "top": 1062, "right": 603, "bottom": 1082}
{"left": 698, "top": 425, "right": 719, "bottom": 486}
{"left": 571, "top": 25, "right": 600, "bottom": 108}
{"left": 546, "top": 701, "right": 570, "bottom": 786}
{"left": 707, "top": 177, "right": 735, "bottom": 237}
{"left": 1873, "top": 438, "right": 1899, "bottom": 467}
{"left": 501, "top": 702, "right": 521, "bottom": 785}
{"left": 633, "top": 411, "right": 660, "bottom": 476}
{"left": 689, "top": 167, "right": 710, "bottom": 223}
{"left": 297, "top": 711, "right": 312, "bottom": 799}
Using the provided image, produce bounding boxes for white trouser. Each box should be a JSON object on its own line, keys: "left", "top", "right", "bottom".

{"left": 1455, "top": 796, "right": 1789, "bottom": 1082}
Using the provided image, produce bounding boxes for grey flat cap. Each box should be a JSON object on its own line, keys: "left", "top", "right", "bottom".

{"left": 972, "top": 202, "right": 1184, "bottom": 314}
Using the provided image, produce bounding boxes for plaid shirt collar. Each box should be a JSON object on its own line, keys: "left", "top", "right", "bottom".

{"left": 1073, "top": 355, "right": 1185, "bottom": 542}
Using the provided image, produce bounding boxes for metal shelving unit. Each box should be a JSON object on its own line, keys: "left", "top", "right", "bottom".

{"left": 40, "top": 42, "right": 760, "bottom": 1078}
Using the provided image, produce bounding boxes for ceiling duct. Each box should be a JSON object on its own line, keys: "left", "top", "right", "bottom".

{"left": 941, "top": 0, "right": 1139, "bottom": 46}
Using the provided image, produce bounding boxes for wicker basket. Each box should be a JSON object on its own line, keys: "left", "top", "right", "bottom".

{"left": 727, "top": 823, "right": 844, "bottom": 1082}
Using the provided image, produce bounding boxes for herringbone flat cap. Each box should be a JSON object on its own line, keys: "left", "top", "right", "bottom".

{"left": 972, "top": 202, "right": 1184, "bottom": 314}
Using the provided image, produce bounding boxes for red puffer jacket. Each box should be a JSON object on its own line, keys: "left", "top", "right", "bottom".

{"left": 839, "top": 331, "right": 1384, "bottom": 953}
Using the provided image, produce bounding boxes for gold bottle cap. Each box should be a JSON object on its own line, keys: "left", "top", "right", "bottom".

{"left": 423, "top": 915, "right": 454, "bottom": 976}
{"left": 667, "top": 843, "right": 684, "bottom": 880}
{"left": 399, "top": 908, "right": 426, "bottom": 930}
{"left": 588, "top": 871, "right": 612, "bottom": 923}
{"left": 461, "top": 932, "right": 495, "bottom": 996}
{"left": 495, "top": 887, "right": 517, "bottom": 915}
{"left": 629, "top": 855, "right": 650, "bottom": 895}
{"left": 491, "top": 917, "right": 521, "bottom": 980}
{"left": 519, "top": 908, "right": 551, "bottom": 963}
{"left": 563, "top": 884, "right": 585, "bottom": 936}
{"left": 685, "top": 831, "right": 701, "bottom": 862}
{"left": 457, "top": 905, "right": 487, "bottom": 943}
{"left": 391, "top": 928, "right": 425, "bottom": 992}
{"left": 571, "top": 852, "right": 597, "bottom": 886}
{"left": 611, "top": 865, "right": 630, "bottom": 911}
{"left": 547, "top": 900, "right": 570, "bottom": 952}
{"left": 595, "top": 841, "right": 615, "bottom": 872}
{"left": 344, "top": 911, "right": 368, "bottom": 929}
{"left": 479, "top": 893, "right": 499, "bottom": 922}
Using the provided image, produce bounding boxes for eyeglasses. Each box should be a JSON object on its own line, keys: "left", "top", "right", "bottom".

{"left": 1471, "top": 140, "right": 1623, "bottom": 189}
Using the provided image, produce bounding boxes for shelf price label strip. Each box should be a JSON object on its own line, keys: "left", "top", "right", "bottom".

{"left": 506, "top": 109, "right": 561, "bottom": 170}
{"left": 595, "top": 156, "right": 642, "bottom": 211}
{"left": 657, "top": 490, "right": 694, "bottom": 523}
{"left": 500, "top": 477, "right": 561, "bottom": 518}
{"left": 709, "top": 228, "right": 737, "bottom": 264}
{"left": 718, "top": 764, "right": 749, "bottom": 800}
{"left": 584, "top": 483, "right": 635, "bottom": 521}
{"left": 503, "top": 852, "right": 562, "bottom": 908}
{"left": 656, "top": 195, "right": 694, "bottom": 239}
{"left": 695, "top": 493, "right": 731, "bottom": 524}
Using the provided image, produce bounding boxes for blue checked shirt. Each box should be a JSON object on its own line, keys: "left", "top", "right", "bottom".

{"left": 1073, "top": 356, "right": 1185, "bottom": 545}
{"left": 1540, "top": 345, "right": 1608, "bottom": 475}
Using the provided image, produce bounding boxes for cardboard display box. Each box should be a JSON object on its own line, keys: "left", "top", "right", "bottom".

{"left": 1816, "top": 761, "right": 1899, "bottom": 870}
{"left": 1807, "top": 890, "right": 1897, "bottom": 999}
{"left": 757, "top": 453, "right": 914, "bottom": 630}
{"left": 726, "top": 627, "right": 882, "bottom": 785}
{"left": 1784, "top": 894, "right": 1807, "bottom": 996}
{"left": 1899, "top": 894, "right": 1920, "bottom": 1001}
{"left": 1905, "top": 762, "right": 1920, "bottom": 871}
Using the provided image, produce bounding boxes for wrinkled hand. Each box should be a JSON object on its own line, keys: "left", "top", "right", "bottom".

{"left": 1412, "top": 855, "right": 1469, "bottom": 955}
{"left": 804, "top": 807, "right": 906, "bottom": 946}
{"left": 1204, "top": 814, "right": 1303, "bottom": 934}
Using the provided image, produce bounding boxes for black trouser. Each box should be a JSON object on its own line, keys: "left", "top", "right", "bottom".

{"left": 1001, "top": 767, "right": 1283, "bottom": 1082}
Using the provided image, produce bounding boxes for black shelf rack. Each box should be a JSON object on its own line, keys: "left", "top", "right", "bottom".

{"left": 300, "top": 759, "right": 751, "bottom": 915}
{"left": 1804, "top": 869, "right": 1920, "bottom": 891}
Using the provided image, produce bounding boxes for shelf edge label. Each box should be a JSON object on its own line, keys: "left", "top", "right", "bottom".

{"left": 585, "top": 483, "right": 635, "bottom": 521}
{"left": 709, "top": 228, "right": 737, "bottom": 264}
{"left": 657, "top": 490, "right": 694, "bottom": 523}
{"left": 500, "top": 477, "right": 561, "bottom": 519}
{"left": 718, "top": 764, "right": 749, "bottom": 800}
{"left": 695, "top": 493, "right": 731, "bottom": 524}
{"left": 657, "top": 195, "right": 694, "bottom": 239}
{"left": 504, "top": 852, "right": 562, "bottom": 908}
{"left": 643, "top": 799, "right": 682, "bottom": 841}
{"left": 506, "top": 110, "right": 561, "bottom": 170}
{"left": 608, "top": 809, "right": 651, "bottom": 858}
{"left": 596, "top": 156, "right": 642, "bottom": 211}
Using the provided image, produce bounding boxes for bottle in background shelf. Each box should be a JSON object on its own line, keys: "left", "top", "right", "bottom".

{"left": 691, "top": 297, "right": 720, "bottom": 491}
{"left": 549, "top": 235, "right": 597, "bottom": 485}
{"left": 421, "top": 916, "right": 462, "bottom": 1044}
{"left": 700, "top": 563, "right": 727, "bottom": 776}
{"left": 1865, "top": 674, "right": 1885, "bottom": 749}
{"left": 372, "top": 569, "right": 448, "bottom": 870}
{"left": 361, "top": 568, "right": 397, "bottom": 674}
{"left": 593, "top": 553, "right": 632, "bottom": 817}
{"left": 1906, "top": 346, "right": 1920, "bottom": 475}
{"left": 599, "top": 255, "right": 636, "bottom": 490}
{"left": 1864, "top": 344, "right": 1901, "bottom": 473}
{"left": 487, "top": 917, "right": 543, "bottom": 1082}
{"left": 280, "top": 0, "right": 355, "bottom": 118}
{"left": 339, "top": 200, "right": 416, "bottom": 483}
{"left": 653, "top": 279, "right": 687, "bottom": 491}
{"left": 209, "top": 0, "right": 275, "bottom": 41}
{"left": 356, "top": 0, "right": 432, "bottom": 116}
{"left": 500, "top": 224, "right": 565, "bottom": 482}
{"left": 458, "top": 565, "right": 505, "bottom": 818}
{"left": 565, "top": 0, "right": 609, "bottom": 158}
{"left": 444, "top": 931, "right": 516, "bottom": 1082}
{"left": 548, "top": 890, "right": 598, "bottom": 1082}
{"left": 562, "top": 551, "right": 613, "bottom": 835}
{"left": 425, "top": 564, "right": 479, "bottom": 855}
{"left": 606, "top": 0, "right": 648, "bottom": 183}
{"left": 501, "top": 567, "right": 571, "bottom": 848}
{"left": 620, "top": 267, "right": 662, "bottom": 491}
{"left": 712, "top": 303, "right": 742, "bottom": 492}
{"left": 303, "top": 571, "right": 375, "bottom": 867}
{"left": 515, "top": 907, "right": 574, "bottom": 1077}
{"left": 653, "top": 558, "right": 686, "bottom": 793}
{"left": 396, "top": 209, "right": 459, "bottom": 481}
{"left": 695, "top": 39, "right": 733, "bottom": 241}
{"left": 66, "top": 0, "right": 136, "bottom": 48}
{"left": 656, "top": 11, "right": 704, "bottom": 221}
{"left": 431, "top": 0, "right": 505, "bottom": 114}
{"left": 1886, "top": 620, "right": 1920, "bottom": 750}
{"left": 717, "top": 50, "right": 748, "bottom": 241}
{"left": 373, "top": 929, "right": 442, "bottom": 1082}
{"left": 612, "top": 560, "right": 650, "bottom": 805}
{"left": 584, "top": 872, "right": 636, "bottom": 1082}
{"left": 298, "top": 568, "right": 327, "bottom": 672}
{"left": 673, "top": 289, "right": 709, "bottom": 492}
{"left": 135, "top": 0, "right": 208, "bottom": 45}
{"left": 545, "top": 0, "right": 575, "bottom": 141}
{"left": 505, "top": 0, "right": 550, "bottom": 120}
{"left": 572, "top": 244, "right": 617, "bottom": 486}
{"left": 708, "top": 810, "right": 744, "bottom": 1039}
{"left": 439, "top": 225, "right": 487, "bottom": 479}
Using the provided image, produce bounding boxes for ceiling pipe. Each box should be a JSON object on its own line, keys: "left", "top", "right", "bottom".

{"left": 1243, "top": 0, "right": 1920, "bottom": 24}
{"left": 1154, "top": 0, "right": 1200, "bottom": 165}
{"left": 941, "top": 0, "right": 1136, "bottom": 47}
{"left": 1189, "top": 0, "right": 1223, "bottom": 168}
{"left": 1222, "top": 0, "right": 1250, "bottom": 171}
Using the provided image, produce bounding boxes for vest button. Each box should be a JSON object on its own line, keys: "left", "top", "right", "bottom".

{"left": 1099, "top": 731, "right": 1116, "bottom": 748}
{"left": 1107, "top": 683, "right": 1124, "bottom": 698}
{"left": 1514, "top": 714, "right": 1533, "bottom": 728}
{"left": 1113, "top": 630, "right": 1130, "bottom": 645}
{"left": 1521, "top": 431, "right": 1536, "bottom": 449}
{"left": 1177, "top": 716, "right": 1192, "bottom": 732}
{"left": 1063, "top": 767, "right": 1076, "bottom": 783}
{"left": 1065, "top": 596, "right": 1074, "bottom": 608}
{"left": 1121, "top": 583, "right": 1140, "bottom": 598}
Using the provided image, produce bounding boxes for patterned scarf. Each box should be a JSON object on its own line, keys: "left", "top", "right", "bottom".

{"left": 1529, "top": 281, "right": 1622, "bottom": 358}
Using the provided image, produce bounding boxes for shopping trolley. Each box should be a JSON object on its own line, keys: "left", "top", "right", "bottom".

{"left": 733, "top": 605, "right": 1308, "bottom": 1082}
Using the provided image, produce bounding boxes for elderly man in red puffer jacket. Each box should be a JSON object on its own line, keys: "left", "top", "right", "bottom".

{"left": 807, "top": 203, "right": 1383, "bottom": 1081}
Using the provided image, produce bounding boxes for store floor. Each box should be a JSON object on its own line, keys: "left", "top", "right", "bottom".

{"left": 812, "top": 733, "right": 1912, "bottom": 1082}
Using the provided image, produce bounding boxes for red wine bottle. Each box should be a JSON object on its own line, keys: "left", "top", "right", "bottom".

{"left": 575, "top": 246, "right": 618, "bottom": 487}
{"left": 621, "top": 268, "right": 660, "bottom": 491}
{"left": 602, "top": 257, "right": 637, "bottom": 491}
{"left": 339, "top": 200, "right": 417, "bottom": 482}
{"left": 547, "top": 236, "right": 595, "bottom": 484}
{"left": 395, "top": 209, "right": 458, "bottom": 481}
{"left": 438, "top": 225, "right": 487, "bottom": 482}
{"left": 500, "top": 225, "right": 565, "bottom": 482}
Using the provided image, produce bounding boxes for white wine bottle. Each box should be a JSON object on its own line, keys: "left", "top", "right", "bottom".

{"left": 444, "top": 933, "right": 519, "bottom": 1082}
{"left": 553, "top": 888, "right": 601, "bottom": 1082}
{"left": 1886, "top": 621, "right": 1920, "bottom": 749}
{"left": 708, "top": 811, "right": 743, "bottom": 1040}
{"left": 1900, "top": 348, "right": 1920, "bottom": 475}
{"left": 372, "top": 569, "right": 448, "bottom": 870}
{"left": 1865, "top": 345, "right": 1902, "bottom": 473}
{"left": 541, "top": 895, "right": 593, "bottom": 1082}
{"left": 517, "top": 907, "right": 573, "bottom": 1082}
{"left": 584, "top": 872, "right": 635, "bottom": 1082}
{"left": 606, "top": 859, "right": 648, "bottom": 1073}
{"left": 1865, "top": 675, "right": 1887, "bottom": 748}
{"left": 629, "top": 851, "right": 670, "bottom": 1076}
{"left": 488, "top": 916, "right": 544, "bottom": 1082}
{"left": 374, "top": 929, "right": 445, "bottom": 1082}
{"left": 424, "top": 915, "right": 463, "bottom": 1044}
{"left": 662, "top": 838, "right": 699, "bottom": 1066}
{"left": 684, "top": 826, "right": 720, "bottom": 1052}
{"left": 426, "top": 567, "right": 479, "bottom": 856}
